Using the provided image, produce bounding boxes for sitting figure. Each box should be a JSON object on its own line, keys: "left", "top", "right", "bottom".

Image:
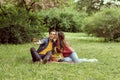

{"left": 30, "top": 29, "right": 56, "bottom": 64}
{"left": 55, "top": 31, "right": 98, "bottom": 63}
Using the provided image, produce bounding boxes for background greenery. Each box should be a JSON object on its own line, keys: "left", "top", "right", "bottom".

{"left": 0, "top": 0, "right": 120, "bottom": 44}
{"left": 0, "top": 33, "right": 120, "bottom": 80}
{"left": 83, "top": 8, "right": 120, "bottom": 41}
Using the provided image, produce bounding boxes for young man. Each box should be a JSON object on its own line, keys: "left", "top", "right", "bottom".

{"left": 30, "top": 29, "right": 56, "bottom": 64}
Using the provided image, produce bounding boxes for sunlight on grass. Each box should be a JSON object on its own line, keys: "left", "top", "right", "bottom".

{"left": 65, "top": 32, "right": 104, "bottom": 42}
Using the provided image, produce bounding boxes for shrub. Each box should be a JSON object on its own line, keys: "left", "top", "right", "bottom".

{"left": 75, "top": 0, "right": 103, "bottom": 15}
{"left": 41, "top": 7, "right": 88, "bottom": 32}
{"left": 83, "top": 8, "right": 120, "bottom": 41}
{"left": 0, "top": 4, "right": 45, "bottom": 44}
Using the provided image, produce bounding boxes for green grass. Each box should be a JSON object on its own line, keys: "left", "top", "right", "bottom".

{"left": 0, "top": 33, "right": 120, "bottom": 80}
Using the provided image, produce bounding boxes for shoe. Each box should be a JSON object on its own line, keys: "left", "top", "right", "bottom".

{"left": 39, "top": 59, "right": 43, "bottom": 63}
{"left": 58, "top": 59, "right": 64, "bottom": 62}
{"left": 88, "top": 59, "right": 98, "bottom": 62}
{"left": 43, "top": 58, "right": 48, "bottom": 64}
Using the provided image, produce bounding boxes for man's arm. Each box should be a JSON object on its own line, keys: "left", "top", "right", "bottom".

{"left": 32, "top": 38, "right": 43, "bottom": 45}
{"left": 33, "top": 40, "right": 43, "bottom": 44}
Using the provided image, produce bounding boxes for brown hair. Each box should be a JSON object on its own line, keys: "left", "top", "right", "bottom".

{"left": 49, "top": 28, "right": 56, "bottom": 34}
{"left": 58, "top": 31, "right": 66, "bottom": 50}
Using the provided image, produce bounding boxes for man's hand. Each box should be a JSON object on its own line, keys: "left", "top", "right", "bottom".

{"left": 32, "top": 38, "right": 42, "bottom": 45}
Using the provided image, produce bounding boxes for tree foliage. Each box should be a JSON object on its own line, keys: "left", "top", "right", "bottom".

{"left": 83, "top": 8, "right": 120, "bottom": 41}
{"left": 75, "top": 0, "right": 103, "bottom": 14}
{"left": 42, "top": 7, "right": 87, "bottom": 32}
{"left": 0, "top": 3, "right": 45, "bottom": 44}
{"left": 0, "top": 0, "right": 72, "bottom": 44}
{"left": 0, "top": 0, "right": 69, "bottom": 11}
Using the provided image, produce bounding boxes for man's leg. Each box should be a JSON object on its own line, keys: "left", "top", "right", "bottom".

{"left": 43, "top": 51, "right": 52, "bottom": 64}
{"left": 30, "top": 47, "right": 42, "bottom": 62}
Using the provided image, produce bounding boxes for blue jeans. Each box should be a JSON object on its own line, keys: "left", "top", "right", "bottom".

{"left": 64, "top": 52, "right": 79, "bottom": 63}
{"left": 64, "top": 52, "right": 98, "bottom": 63}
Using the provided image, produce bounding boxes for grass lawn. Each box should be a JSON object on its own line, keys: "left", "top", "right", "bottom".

{"left": 0, "top": 33, "right": 120, "bottom": 80}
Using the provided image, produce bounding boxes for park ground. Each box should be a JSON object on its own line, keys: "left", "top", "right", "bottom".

{"left": 0, "top": 33, "right": 120, "bottom": 80}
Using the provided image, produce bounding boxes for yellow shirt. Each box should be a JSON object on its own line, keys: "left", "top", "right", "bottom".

{"left": 39, "top": 40, "right": 52, "bottom": 55}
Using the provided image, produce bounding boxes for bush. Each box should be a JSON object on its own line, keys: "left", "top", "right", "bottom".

{"left": 75, "top": 0, "right": 103, "bottom": 15}
{"left": 41, "top": 7, "right": 88, "bottom": 32}
{"left": 83, "top": 8, "right": 120, "bottom": 41}
{"left": 0, "top": 4, "right": 45, "bottom": 44}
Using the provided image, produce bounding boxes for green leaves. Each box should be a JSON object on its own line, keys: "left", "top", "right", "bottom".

{"left": 0, "top": 4, "right": 45, "bottom": 44}
{"left": 83, "top": 8, "right": 120, "bottom": 41}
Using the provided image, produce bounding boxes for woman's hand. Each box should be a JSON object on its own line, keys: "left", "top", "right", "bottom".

{"left": 56, "top": 47, "right": 63, "bottom": 53}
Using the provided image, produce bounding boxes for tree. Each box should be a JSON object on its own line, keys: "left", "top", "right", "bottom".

{"left": 83, "top": 8, "right": 120, "bottom": 41}
{"left": 0, "top": 0, "right": 44, "bottom": 44}
{"left": 0, "top": 0, "right": 68, "bottom": 11}
{"left": 76, "top": 0, "right": 103, "bottom": 14}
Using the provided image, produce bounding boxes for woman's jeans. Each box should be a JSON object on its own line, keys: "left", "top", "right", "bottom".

{"left": 64, "top": 52, "right": 79, "bottom": 63}
{"left": 64, "top": 52, "right": 98, "bottom": 63}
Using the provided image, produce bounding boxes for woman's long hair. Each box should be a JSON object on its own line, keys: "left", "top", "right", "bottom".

{"left": 58, "top": 31, "right": 66, "bottom": 51}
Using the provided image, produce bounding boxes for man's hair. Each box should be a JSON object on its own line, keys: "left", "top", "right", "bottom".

{"left": 49, "top": 28, "right": 56, "bottom": 34}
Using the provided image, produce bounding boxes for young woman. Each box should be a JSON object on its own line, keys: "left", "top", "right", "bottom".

{"left": 56, "top": 31, "right": 98, "bottom": 63}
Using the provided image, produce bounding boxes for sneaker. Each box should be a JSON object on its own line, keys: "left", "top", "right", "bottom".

{"left": 88, "top": 59, "right": 98, "bottom": 62}
{"left": 39, "top": 59, "right": 43, "bottom": 63}
{"left": 58, "top": 59, "right": 64, "bottom": 62}
{"left": 43, "top": 58, "right": 48, "bottom": 64}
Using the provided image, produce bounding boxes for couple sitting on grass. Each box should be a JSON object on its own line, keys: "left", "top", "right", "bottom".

{"left": 30, "top": 29, "right": 98, "bottom": 64}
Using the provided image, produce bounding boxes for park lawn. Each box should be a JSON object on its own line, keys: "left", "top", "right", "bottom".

{"left": 0, "top": 33, "right": 120, "bottom": 80}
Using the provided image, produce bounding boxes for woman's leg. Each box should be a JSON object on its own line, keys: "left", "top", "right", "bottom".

{"left": 69, "top": 52, "right": 80, "bottom": 63}
{"left": 64, "top": 57, "right": 72, "bottom": 62}
{"left": 64, "top": 52, "right": 98, "bottom": 63}
{"left": 70, "top": 52, "right": 98, "bottom": 63}
{"left": 79, "top": 58, "right": 98, "bottom": 62}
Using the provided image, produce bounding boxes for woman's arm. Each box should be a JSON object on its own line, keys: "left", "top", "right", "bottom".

{"left": 62, "top": 41, "right": 74, "bottom": 53}
{"left": 56, "top": 47, "right": 63, "bottom": 53}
